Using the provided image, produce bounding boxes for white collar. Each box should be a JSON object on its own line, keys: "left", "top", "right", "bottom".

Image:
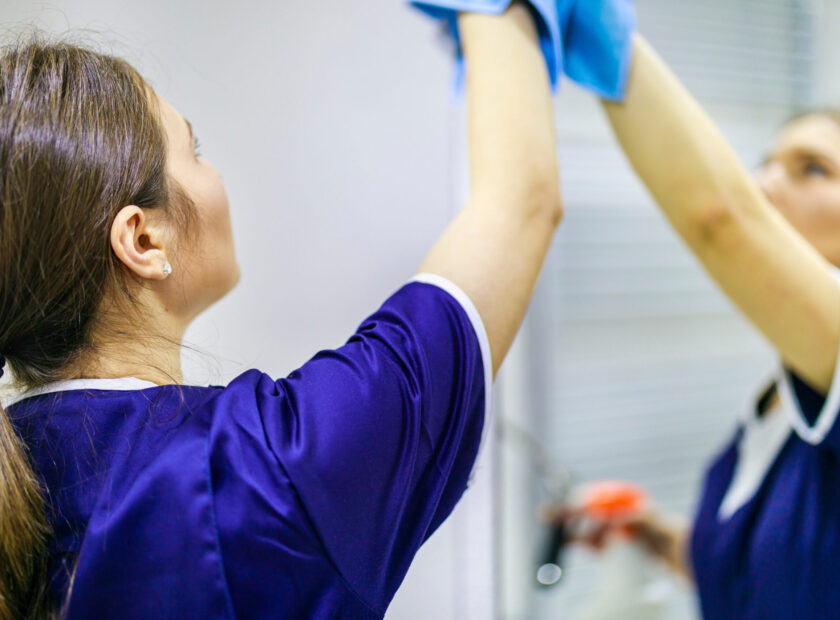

{"left": 4, "top": 377, "right": 161, "bottom": 408}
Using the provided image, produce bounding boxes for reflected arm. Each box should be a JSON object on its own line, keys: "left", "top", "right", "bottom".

{"left": 602, "top": 35, "right": 840, "bottom": 392}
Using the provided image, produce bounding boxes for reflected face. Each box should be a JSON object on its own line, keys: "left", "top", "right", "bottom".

{"left": 156, "top": 95, "right": 240, "bottom": 321}
{"left": 755, "top": 114, "right": 840, "bottom": 267}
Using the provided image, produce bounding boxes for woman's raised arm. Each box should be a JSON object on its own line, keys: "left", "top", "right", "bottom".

{"left": 418, "top": 2, "right": 563, "bottom": 376}
{"left": 603, "top": 35, "right": 840, "bottom": 393}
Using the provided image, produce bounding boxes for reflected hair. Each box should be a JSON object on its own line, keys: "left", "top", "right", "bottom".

{"left": 787, "top": 107, "right": 840, "bottom": 128}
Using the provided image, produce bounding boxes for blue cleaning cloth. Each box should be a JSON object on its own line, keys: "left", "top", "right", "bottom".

{"left": 410, "top": 0, "right": 561, "bottom": 91}
{"left": 562, "top": 0, "right": 636, "bottom": 101}
{"left": 409, "top": 0, "right": 635, "bottom": 101}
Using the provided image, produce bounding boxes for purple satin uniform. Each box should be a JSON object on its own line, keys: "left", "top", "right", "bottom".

{"left": 8, "top": 277, "right": 490, "bottom": 619}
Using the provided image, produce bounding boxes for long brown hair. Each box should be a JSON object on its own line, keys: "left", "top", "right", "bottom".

{"left": 0, "top": 37, "right": 195, "bottom": 618}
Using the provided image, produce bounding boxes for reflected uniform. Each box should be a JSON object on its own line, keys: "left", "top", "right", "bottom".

{"left": 692, "top": 342, "right": 840, "bottom": 618}
{"left": 8, "top": 276, "right": 491, "bottom": 619}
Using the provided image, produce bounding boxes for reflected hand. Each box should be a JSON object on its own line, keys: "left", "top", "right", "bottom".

{"left": 540, "top": 503, "right": 692, "bottom": 579}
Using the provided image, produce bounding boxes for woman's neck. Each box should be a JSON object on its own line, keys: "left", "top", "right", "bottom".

{"left": 78, "top": 347, "right": 184, "bottom": 385}
{"left": 70, "top": 297, "right": 187, "bottom": 385}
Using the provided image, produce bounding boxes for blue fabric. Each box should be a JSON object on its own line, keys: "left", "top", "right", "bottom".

{"left": 788, "top": 371, "right": 827, "bottom": 427}
{"left": 691, "top": 379, "right": 840, "bottom": 619}
{"left": 562, "top": 0, "right": 636, "bottom": 101}
{"left": 9, "top": 281, "right": 487, "bottom": 619}
{"left": 408, "top": 0, "right": 635, "bottom": 100}
{"left": 410, "top": 0, "right": 560, "bottom": 92}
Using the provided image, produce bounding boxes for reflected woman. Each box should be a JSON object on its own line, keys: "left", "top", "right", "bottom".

{"left": 564, "top": 29, "right": 840, "bottom": 620}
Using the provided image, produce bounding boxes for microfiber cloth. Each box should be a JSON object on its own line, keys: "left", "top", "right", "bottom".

{"left": 410, "top": 0, "right": 561, "bottom": 92}
{"left": 563, "top": 0, "right": 636, "bottom": 101}
{"left": 409, "top": 0, "right": 635, "bottom": 101}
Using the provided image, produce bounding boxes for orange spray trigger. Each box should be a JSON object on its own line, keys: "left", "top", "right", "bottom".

{"left": 580, "top": 480, "right": 648, "bottom": 538}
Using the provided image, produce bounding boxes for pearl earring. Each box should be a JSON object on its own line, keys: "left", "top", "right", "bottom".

{"left": 162, "top": 261, "right": 172, "bottom": 277}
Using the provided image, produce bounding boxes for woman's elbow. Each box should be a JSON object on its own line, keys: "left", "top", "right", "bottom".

{"left": 676, "top": 187, "right": 761, "bottom": 250}
{"left": 534, "top": 186, "right": 564, "bottom": 228}
{"left": 521, "top": 176, "right": 564, "bottom": 227}
{"left": 472, "top": 178, "right": 564, "bottom": 227}
{"left": 685, "top": 199, "right": 737, "bottom": 246}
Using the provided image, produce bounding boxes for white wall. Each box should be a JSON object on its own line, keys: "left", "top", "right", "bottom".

{"left": 0, "top": 1, "right": 491, "bottom": 617}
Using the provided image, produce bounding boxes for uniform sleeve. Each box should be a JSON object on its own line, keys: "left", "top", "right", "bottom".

{"left": 778, "top": 362, "right": 840, "bottom": 453}
{"left": 252, "top": 275, "right": 491, "bottom": 612}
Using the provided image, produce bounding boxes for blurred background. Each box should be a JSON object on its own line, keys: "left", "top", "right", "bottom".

{"left": 1, "top": 0, "right": 837, "bottom": 618}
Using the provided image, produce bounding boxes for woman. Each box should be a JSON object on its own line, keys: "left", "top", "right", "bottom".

{"left": 561, "top": 28, "right": 840, "bottom": 620}
{"left": 0, "top": 4, "right": 563, "bottom": 618}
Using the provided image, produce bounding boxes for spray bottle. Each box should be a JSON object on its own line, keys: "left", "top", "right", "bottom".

{"left": 572, "top": 481, "right": 677, "bottom": 620}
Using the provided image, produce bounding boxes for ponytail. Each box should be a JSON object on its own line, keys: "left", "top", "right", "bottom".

{"left": 0, "top": 36, "right": 194, "bottom": 618}
{"left": 0, "top": 362, "right": 51, "bottom": 619}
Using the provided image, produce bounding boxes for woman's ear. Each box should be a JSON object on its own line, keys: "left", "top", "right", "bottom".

{"left": 110, "top": 205, "right": 172, "bottom": 280}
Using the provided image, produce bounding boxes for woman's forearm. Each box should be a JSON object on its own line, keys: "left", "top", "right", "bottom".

{"left": 602, "top": 35, "right": 840, "bottom": 392}
{"left": 419, "top": 3, "right": 562, "bottom": 375}
{"left": 601, "top": 35, "right": 753, "bottom": 235}
{"left": 460, "top": 4, "right": 560, "bottom": 209}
